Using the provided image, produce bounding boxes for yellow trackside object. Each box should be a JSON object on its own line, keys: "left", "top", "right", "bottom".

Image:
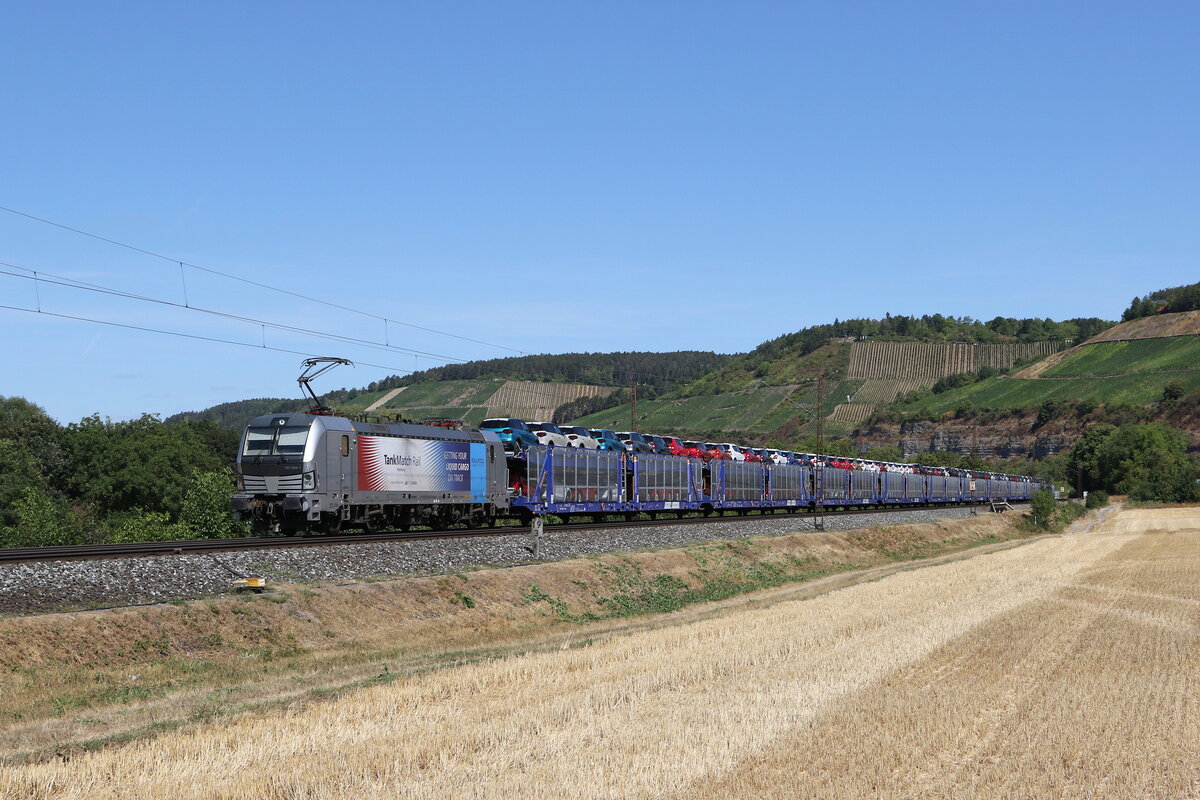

{"left": 232, "top": 577, "right": 268, "bottom": 593}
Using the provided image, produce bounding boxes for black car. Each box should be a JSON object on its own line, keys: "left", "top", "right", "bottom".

{"left": 614, "top": 431, "right": 654, "bottom": 453}
{"left": 643, "top": 434, "right": 671, "bottom": 455}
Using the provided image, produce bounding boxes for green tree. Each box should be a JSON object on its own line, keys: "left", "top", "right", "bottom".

{"left": 919, "top": 451, "right": 963, "bottom": 468}
{"left": 1089, "top": 422, "right": 1199, "bottom": 502}
{"left": 0, "top": 396, "right": 68, "bottom": 491}
{"left": 823, "top": 438, "right": 858, "bottom": 458}
{"left": 0, "top": 439, "right": 48, "bottom": 528}
{"left": 180, "top": 469, "right": 249, "bottom": 539}
{"left": 1065, "top": 423, "right": 1117, "bottom": 494}
{"left": 1035, "top": 399, "right": 1063, "bottom": 428}
{"left": 1160, "top": 380, "right": 1186, "bottom": 406}
{"left": 864, "top": 445, "right": 903, "bottom": 462}
{"left": 64, "top": 414, "right": 228, "bottom": 519}
{"left": 1029, "top": 488, "right": 1056, "bottom": 530}
{"left": 1, "top": 487, "right": 73, "bottom": 547}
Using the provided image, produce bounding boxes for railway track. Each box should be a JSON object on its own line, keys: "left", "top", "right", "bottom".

{"left": 0, "top": 503, "right": 1017, "bottom": 564}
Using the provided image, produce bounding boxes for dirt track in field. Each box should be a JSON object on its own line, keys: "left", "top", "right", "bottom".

{"left": 3, "top": 506, "right": 1198, "bottom": 799}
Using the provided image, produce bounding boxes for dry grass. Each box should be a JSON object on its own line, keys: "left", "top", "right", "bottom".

{"left": 5, "top": 507, "right": 1195, "bottom": 798}
{"left": 0, "top": 514, "right": 1028, "bottom": 764}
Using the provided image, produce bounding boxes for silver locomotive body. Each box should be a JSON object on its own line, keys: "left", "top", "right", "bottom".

{"left": 232, "top": 413, "right": 507, "bottom": 533}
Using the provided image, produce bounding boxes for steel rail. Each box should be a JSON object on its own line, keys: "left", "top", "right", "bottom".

{"left": 0, "top": 503, "right": 1021, "bottom": 564}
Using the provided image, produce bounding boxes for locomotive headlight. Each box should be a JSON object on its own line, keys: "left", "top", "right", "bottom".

{"left": 302, "top": 471, "right": 316, "bottom": 490}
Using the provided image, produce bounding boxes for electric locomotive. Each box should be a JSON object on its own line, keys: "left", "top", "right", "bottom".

{"left": 231, "top": 412, "right": 508, "bottom": 533}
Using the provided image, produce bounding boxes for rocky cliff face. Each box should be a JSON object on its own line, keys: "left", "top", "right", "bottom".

{"left": 855, "top": 400, "right": 1200, "bottom": 460}
{"left": 855, "top": 416, "right": 1081, "bottom": 460}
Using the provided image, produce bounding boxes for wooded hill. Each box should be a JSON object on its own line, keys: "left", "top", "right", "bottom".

{"left": 1121, "top": 280, "right": 1200, "bottom": 321}
{"left": 168, "top": 351, "right": 730, "bottom": 429}
{"left": 174, "top": 302, "right": 1200, "bottom": 461}
{"left": 174, "top": 315, "right": 1106, "bottom": 433}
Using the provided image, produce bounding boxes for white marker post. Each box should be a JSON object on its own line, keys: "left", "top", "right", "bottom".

{"left": 531, "top": 515, "right": 544, "bottom": 559}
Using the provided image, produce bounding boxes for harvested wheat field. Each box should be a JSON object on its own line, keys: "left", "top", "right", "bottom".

{"left": 4, "top": 506, "right": 1198, "bottom": 799}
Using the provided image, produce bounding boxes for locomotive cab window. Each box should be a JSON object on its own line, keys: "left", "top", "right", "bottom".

{"left": 242, "top": 425, "right": 310, "bottom": 457}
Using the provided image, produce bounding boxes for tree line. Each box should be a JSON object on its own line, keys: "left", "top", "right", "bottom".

{"left": 1122, "top": 281, "right": 1200, "bottom": 321}
{"left": 364, "top": 351, "right": 732, "bottom": 395}
{"left": 1, "top": 396, "right": 245, "bottom": 547}
{"left": 1065, "top": 421, "right": 1199, "bottom": 502}
{"left": 740, "top": 314, "right": 1114, "bottom": 363}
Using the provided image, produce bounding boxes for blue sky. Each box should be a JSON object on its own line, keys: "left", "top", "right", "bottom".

{"left": 2, "top": 1, "right": 1197, "bottom": 423}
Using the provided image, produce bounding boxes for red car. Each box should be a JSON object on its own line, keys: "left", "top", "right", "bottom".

{"left": 686, "top": 441, "right": 729, "bottom": 461}
{"left": 657, "top": 435, "right": 699, "bottom": 457}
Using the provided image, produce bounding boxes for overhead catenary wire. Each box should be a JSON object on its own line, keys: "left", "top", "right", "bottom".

{"left": 0, "top": 263, "right": 469, "bottom": 363}
{"left": 1, "top": 298, "right": 615, "bottom": 418}
{"left": 0, "top": 204, "right": 532, "bottom": 355}
{"left": 1, "top": 264, "right": 609, "bottom": 409}
{"left": 0, "top": 302, "right": 415, "bottom": 373}
{"left": 2, "top": 265, "right": 609, "bottom": 404}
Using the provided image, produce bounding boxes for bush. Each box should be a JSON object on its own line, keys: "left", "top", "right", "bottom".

{"left": 1, "top": 487, "right": 74, "bottom": 547}
{"left": 1085, "top": 490, "right": 1109, "bottom": 509}
{"left": 1053, "top": 501, "right": 1087, "bottom": 529}
{"left": 108, "top": 510, "right": 189, "bottom": 543}
{"left": 1029, "top": 488, "right": 1056, "bottom": 530}
{"left": 1035, "top": 399, "right": 1063, "bottom": 428}
{"left": 1160, "top": 381, "right": 1185, "bottom": 406}
{"left": 1027, "top": 489, "right": 1087, "bottom": 532}
{"left": 180, "top": 469, "right": 250, "bottom": 539}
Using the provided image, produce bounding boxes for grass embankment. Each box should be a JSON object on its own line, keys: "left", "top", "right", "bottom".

{"left": 0, "top": 512, "right": 1034, "bottom": 764}
{"left": 8, "top": 506, "right": 1191, "bottom": 800}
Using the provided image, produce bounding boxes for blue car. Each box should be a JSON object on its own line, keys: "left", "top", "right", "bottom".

{"left": 479, "top": 418, "right": 538, "bottom": 453}
{"left": 588, "top": 428, "right": 625, "bottom": 452}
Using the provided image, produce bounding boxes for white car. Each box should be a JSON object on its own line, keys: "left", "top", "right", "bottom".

{"left": 527, "top": 421, "right": 570, "bottom": 447}
{"left": 722, "top": 443, "right": 749, "bottom": 462}
{"left": 763, "top": 448, "right": 792, "bottom": 465}
{"left": 763, "top": 449, "right": 790, "bottom": 465}
{"left": 557, "top": 425, "right": 600, "bottom": 449}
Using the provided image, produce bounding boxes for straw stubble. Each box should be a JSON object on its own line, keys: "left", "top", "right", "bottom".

{"left": 4, "top": 508, "right": 1197, "bottom": 799}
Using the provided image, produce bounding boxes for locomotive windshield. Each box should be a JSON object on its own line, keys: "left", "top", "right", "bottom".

{"left": 242, "top": 425, "right": 310, "bottom": 457}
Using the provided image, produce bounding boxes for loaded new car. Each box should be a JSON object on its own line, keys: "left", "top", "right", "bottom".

{"left": 527, "top": 421, "right": 570, "bottom": 447}
{"left": 615, "top": 431, "right": 654, "bottom": 453}
{"left": 558, "top": 425, "right": 600, "bottom": 449}
{"left": 479, "top": 418, "right": 538, "bottom": 452}
{"left": 589, "top": 429, "right": 625, "bottom": 451}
